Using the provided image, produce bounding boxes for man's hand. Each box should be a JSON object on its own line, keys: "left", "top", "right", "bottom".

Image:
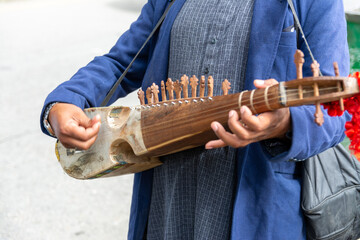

{"left": 48, "top": 103, "right": 101, "bottom": 150}
{"left": 205, "top": 79, "right": 291, "bottom": 149}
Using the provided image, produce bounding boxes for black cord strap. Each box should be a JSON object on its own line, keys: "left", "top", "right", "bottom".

{"left": 101, "top": 0, "right": 176, "bottom": 107}
{"left": 287, "top": 0, "right": 323, "bottom": 76}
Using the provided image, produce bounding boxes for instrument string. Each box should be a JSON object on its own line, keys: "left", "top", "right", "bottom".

{"left": 141, "top": 86, "right": 342, "bottom": 131}
{"left": 244, "top": 86, "right": 340, "bottom": 102}
{"left": 142, "top": 85, "right": 339, "bottom": 111}
{"left": 227, "top": 86, "right": 340, "bottom": 106}
{"left": 140, "top": 86, "right": 342, "bottom": 132}
{"left": 153, "top": 86, "right": 340, "bottom": 109}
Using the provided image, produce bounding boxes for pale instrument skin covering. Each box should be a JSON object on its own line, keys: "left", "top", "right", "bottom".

{"left": 55, "top": 51, "right": 359, "bottom": 179}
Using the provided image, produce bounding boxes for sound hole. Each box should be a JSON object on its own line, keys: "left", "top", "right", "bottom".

{"left": 110, "top": 140, "right": 153, "bottom": 164}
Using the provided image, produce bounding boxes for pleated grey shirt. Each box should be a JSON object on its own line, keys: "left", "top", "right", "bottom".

{"left": 147, "top": 0, "right": 254, "bottom": 239}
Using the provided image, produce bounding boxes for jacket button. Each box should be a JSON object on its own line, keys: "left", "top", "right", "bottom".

{"left": 204, "top": 67, "right": 209, "bottom": 74}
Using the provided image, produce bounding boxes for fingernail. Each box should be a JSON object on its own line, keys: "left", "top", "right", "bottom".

{"left": 205, "top": 145, "right": 213, "bottom": 150}
{"left": 229, "top": 110, "right": 235, "bottom": 118}
{"left": 254, "top": 80, "right": 264, "bottom": 85}
{"left": 212, "top": 122, "right": 219, "bottom": 131}
{"left": 240, "top": 106, "right": 246, "bottom": 114}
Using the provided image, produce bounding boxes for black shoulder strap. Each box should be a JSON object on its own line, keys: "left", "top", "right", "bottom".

{"left": 101, "top": 0, "right": 176, "bottom": 107}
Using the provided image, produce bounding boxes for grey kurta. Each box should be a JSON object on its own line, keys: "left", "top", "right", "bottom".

{"left": 147, "top": 0, "right": 254, "bottom": 239}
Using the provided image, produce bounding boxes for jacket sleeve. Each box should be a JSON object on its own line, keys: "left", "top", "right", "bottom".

{"left": 271, "top": 0, "right": 351, "bottom": 162}
{"left": 39, "top": 0, "right": 159, "bottom": 135}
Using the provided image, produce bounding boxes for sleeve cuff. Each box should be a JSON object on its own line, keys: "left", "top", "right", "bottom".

{"left": 42, "top": 102, "right": 58, "bottom": 137}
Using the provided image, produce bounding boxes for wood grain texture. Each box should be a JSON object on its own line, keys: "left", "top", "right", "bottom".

{"left": 141, "top": 76, "right": 359, "bottom": 157}
{"left": 141, "top": 94, "right": 240, "bottom": 156}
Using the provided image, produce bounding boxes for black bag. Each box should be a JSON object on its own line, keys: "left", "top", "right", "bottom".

{"left": 302, "top": 144, "right": 360, "bottom": 240}
{"left": 285, "top": 0, "right": 360, "bottom": 237}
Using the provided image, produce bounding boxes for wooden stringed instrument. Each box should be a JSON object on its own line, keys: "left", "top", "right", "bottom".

{"left": 55, "top": 50, "right": 360, "bottom": 179}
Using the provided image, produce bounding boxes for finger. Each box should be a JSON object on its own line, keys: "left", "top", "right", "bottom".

{"left": 60, "top": 134, "right": 99, "bottom": 150}
{"left": 239, "top": 106, "right": 265, "bottom": 132}
{"left": 253, "top": 78, "right": 278, "bottom": 89}
{"left": 205, "top": 139, "right": 227, "bottom": 149}
{"left": 62, "top": 121, "right": 101, "bottom": 142}
{"left": 227, "top": 110, "right": 251, "bottom": 140}
{"left": 74, "top": 111, "right": 99, "bottom": 128}
{"left": 210, "top": 122, "right": 248, "bottom": 148}
{"left": 91, "top": 114, "right": 101, "bottom": 125}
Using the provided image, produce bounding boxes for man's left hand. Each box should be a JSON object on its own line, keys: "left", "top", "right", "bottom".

{"left": 205, "top": 79, "right": 291, "bottom": 149}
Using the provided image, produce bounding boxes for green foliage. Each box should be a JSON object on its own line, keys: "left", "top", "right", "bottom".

{"left": 347, "top": 22, "right": 360, "bottom": 72}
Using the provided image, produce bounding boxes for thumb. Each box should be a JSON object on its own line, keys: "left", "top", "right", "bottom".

{"left": 90, "top": 114, "right": 101, "bottom": 127}
{"left": 74, "top": 110, "right": 95, "bottom": 128}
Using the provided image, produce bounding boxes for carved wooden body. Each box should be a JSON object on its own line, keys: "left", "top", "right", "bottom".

{"left": 56, "top": 106, "right": 162, "bottom": 179}
{"left": 56, "top": 75, "right": 359, "bottom": 179}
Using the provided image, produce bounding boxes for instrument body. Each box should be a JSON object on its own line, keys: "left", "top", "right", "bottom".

{"left": 55, "top": 76, "right": 359, "bottom": 179}
{"left": 56, "top": 106, "right": 161, "bottom": 179}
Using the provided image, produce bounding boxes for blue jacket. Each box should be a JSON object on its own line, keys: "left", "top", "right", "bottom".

{"left": 41, "top": 0, "right": 350, "bottom": 239}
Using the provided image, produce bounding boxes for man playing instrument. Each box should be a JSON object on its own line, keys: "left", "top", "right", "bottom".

{"left": 41, "top": 0, "right": 350, "bottom": 239}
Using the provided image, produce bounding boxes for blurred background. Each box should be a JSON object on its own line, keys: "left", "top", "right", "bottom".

{"left": 0, "top": 0, "right": 145, "bottom": 239}
{"left": 347, "top": 3, "right": 360, "bottom": 73}
{"left": 0, "top": 0, "right": 359, "bottom": 240}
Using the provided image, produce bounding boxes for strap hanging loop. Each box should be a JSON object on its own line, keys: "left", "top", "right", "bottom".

{"left": 286, "top": 0, "right": 322, "bottom": 76}
{"left": 101, "top": 0, "right": 176, "bottom": 107}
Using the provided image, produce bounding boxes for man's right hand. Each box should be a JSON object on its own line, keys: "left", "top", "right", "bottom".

{"left": 48, "top": 103, "right": 101, "bottom": 150}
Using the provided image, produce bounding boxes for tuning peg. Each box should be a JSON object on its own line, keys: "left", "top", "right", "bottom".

{"left": 146, "top": 87, "right": 153, "bottom": 104}
{"left": 137, "top": 89, "right": 145, "bottom": 105}
{"left": 207, "top": 76, "right": 214, "bottom": 97}
{"left": 181, "top": 75, "right": 189, "bottom": 98}
{"left": 339, "top": 98, "right": 345, "bottom": 112}
{"left": 174, "top": 80, "right": 182, "bottom": 99}
{"left": 294, "top": 50, "right": 305, "bottom": 79}
{"left": 313, "top": 83, "right": 324, "bottom": 126}
{"left": 150, "top": 83, "right": 159, "bottom": 103}
{"left": 336, "top": 81, "right": 344, "bottom": 111}
{"left": 333, "top": 62, "right": 340, "bottom": 76}
{"left": 200, "top": 76, "right": 206, "bottom": 97}
{"left": 315, "top": 103, "right": 324, "bottom": 126}
{"left": 222, "top": 79, "right": 231, "bottom": 95}
{"left": 311, "top": 60, "right": 320, "bottom": 77}
{"left": 190, "top": 75, "right": 199, "bottom": 98}
{"left": 161, "top": 80, "right": 167, "bottom": 102}
{"left": 298, "top": 85, "right": 303, "bottom": 100}
{"left": 166, "top": 78, "right": 174, "bottom": 100}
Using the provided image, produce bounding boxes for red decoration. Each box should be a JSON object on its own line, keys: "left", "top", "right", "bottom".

{"left": 322, "top": 72, "right": 360, "bottom": 158}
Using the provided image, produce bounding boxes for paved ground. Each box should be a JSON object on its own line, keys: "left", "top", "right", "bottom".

{"left": 0, "top": 0, "right": 145, "bottom": 239}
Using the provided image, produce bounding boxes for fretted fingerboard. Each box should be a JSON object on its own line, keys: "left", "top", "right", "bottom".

{"left": 139, "top": 76, "right": 358, "bottom": 157}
